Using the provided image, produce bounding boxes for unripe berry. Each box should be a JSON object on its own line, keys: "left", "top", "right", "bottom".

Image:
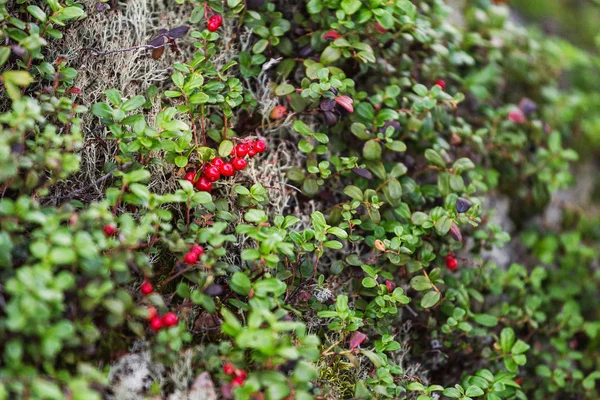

{"left": 235, "top": 144, "right": 249, "bottom": 157}
{"left": 150, "top": 316, "right": 163, "bottom": 331}
{"left": 220, "top": 163, "right": 235, "bottom": 177}
{"left": 204, "top": 166, "right": 220, "bottom": 182}
{"left": 162, "top": 312, "right": 178, "bottom": 327}
{"left": 254, "top": 140, "right": 266, "bottom": 153}
{"left": 195, "top": 177, "right": 212, "bottom": 192}
{"left": 184, "top": 251, "right": 198, "bottom": 265}
{"left": 207, "top": 15, "right": 222, "bottom": 32}
{"left": 147, "top": 306, "right": 158, "bottom": 320}
{"left": 103, "top": 224, "right": 117, "bottom": 237}
{"left": 141, "top": 282, "right": 153, "bottom": 295}
{"left": 232, "top": 157, "right": 247, "bottom": 171}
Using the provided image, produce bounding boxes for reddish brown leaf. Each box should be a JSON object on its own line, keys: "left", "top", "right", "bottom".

{"left": 335, "top": 95, "right": 354, "bottom": 113}
{"left": 349, "top": 331, "right": 367, "bottom": 349}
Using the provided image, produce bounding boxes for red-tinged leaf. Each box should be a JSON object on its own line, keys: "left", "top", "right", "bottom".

{"left": 323, "top": 30, "right": 342, "bottom": 41}
{"left": 335, "top": 96, "right": 354, "bottom": 113}
{"left": 351, "top": 167, "right": 372, "bottom": 180}
{"left": 449, "top": 223, "right": 462, "bottom": 242}
{"left": 350, "top": 331, "right": 368, "bottom": 349}
{"left": 168, "top": 26, "right": 190, "bottom": 38}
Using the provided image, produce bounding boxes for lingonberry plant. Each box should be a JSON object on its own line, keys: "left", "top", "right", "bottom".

{"left": 0, "top": 0, "right": 599, "bottom": 399}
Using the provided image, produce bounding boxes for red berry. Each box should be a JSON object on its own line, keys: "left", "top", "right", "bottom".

{"left": 68, "top": 87, "right": 82, "bottom": 94}
{"left": 234, "top": 369, "right": 247, "bottom": 380}
{"left": 434, "top": 79, "right": 446, "bottom": 90}
{"left": 103, "top": 224, "right": 116, "bottom": 237}
{"left": 184, "top": 171, "right": 196, "bottom": 183}
{"left": 232, "top": 376, "right": 245, "bottom": 386}
{"left": 207, "top": 15, "right": 222, "bottom": 32}
{"left": 445, "top": 255, "right": 458, "bottom": 271}
{"left": 247, "top": 147, "right": 257, "bottom": 157}
{"left": 204, "top": 166, "right": 220, "bottom": 182}
{"left": 147, "top": 306, "right": 158, "bottom": 320}
{"left": 190, "top": 244, "right": 204, "bottom": 255}
{"left": 220, "top": 163, "right": 235, "bottom": 177}
{"left": 223, "top": 364, "right": 236, "bottom": 375}
{"left": 162, "top": 312, "right": 178, "bottom": 327}
{"left": 212, "top": 157, "right": 225, "bottom": 168}
{"left": 141, "top": 282, "right": 153, "bottom": 295}
{"left": 184, "top": 251, "right": 198, "bottom": 265}
{"left": 150, "top": 316, "right": 163, "bottom": 331}
{"left": 232, "top": 157, "right": 247, "bottom": 171}
{"left": 235, "top": 144, "right": 249, "bottom": 157}
{"left": 195, "top": 177, "right": 212, "bottom": 192}
{"left": 254, "top": 140, "right": 266, "bottom": 153}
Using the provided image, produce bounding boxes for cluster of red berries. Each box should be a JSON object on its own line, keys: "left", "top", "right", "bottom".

{"left": 148, "top": 307, "right": 179, "bottom": 332}
{"left": 223, "top": 364, "right": 247, "bottom": 386}
{"left": 445, "top": 253, "right": 458, "bottom": 271}
{"left": 140, "top": 283, "right": 179, "bottom": 331}
{"left": 207, "top": 15, "right": 223, "bottom": 32}
{"left": 185, "top": 139, "right": 266, "bottom": 192}
{"left": 183, "top": 244, "right": 204, "bottom": 265}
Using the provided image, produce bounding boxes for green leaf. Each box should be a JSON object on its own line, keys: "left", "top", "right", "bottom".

{"left": 341, "top": 0, "right": 362, "bottom": 15}
{"left": 320, "top": 46, "right": 342, "bottom": 65}
{"left": 56, "top": 6, "right": 86, "bottom": 20}
{"left": 363, "top": 140, "right": 382, "bottom": 160}
{"left": 425, "top": 149, "right": 446, "bottom": 168}
{"left": 421, "top": 291, "right": 440, "bottom": 308}
{"left": 49, "top": 247, "right": 76, "bottom": 265}
{"left": 218, "top": 140, "right": 234, "bottom": 157}
{"left": 434, "top": 215, "right": 452, "bottom": 235}
{"left": 442, "top": 388, "right": 461, "bottom": 398}
{"left": 385, "top": 140, "right": 407, "bottom": 152}
{"left": 174, "top": 155, "right": 188, "bottom": 168}
{"left": 413, "top": 84, "right": 429, "bottom": 97}
{"left": 473, "top": 314, "right": 498, "bottom": 327}
{"left": 327, "top": 227, "right": 348, "bottom": 239}
{"left": 27, "top": 5, "right": 47, "bottom": 22}
{"left": 253, "top": 39, "right": 269, "bottom": 53}
{"left": 230, "top": 272, "right": 251, "bottom": 296}
{"left": 343, "top": 185, "right": 363, "bottom": 201}
{"left": 511, "top": 340, "right": 530, "bottom": 355}
{"left": 360, "top": 350, "right": 385, "bottom": 367}
{"left": 244, "top": 209, "right": 267, "bottom": 223}
{"left": 465, "top": 386, "right": 484, "bottom": 397}
{"left": 121, "top": 96, "right": 146, "bottom": 112}
{"left": 275, "top": 83, "right": 295, "bottom": 96}
{"left": 500, "top": 327, "right": 515, "bottom": 354}
{"left": 410, "top": 276, "right": 432, "bottom": 291}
